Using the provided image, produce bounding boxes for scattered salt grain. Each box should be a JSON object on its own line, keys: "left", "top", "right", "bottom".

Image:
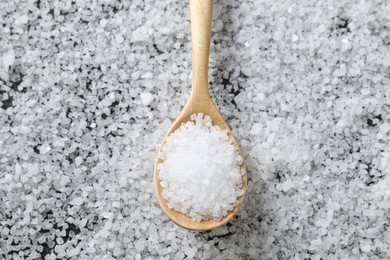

{"left": 140, "top": 92, "right": 154, "bottom": 106}
{"left": 158, "top": 114, "right": 243, "bottom": 222}
{"left": 20, "top": 174, "right": 28, "bottom": 183}
{"left": 184, "top": 247, "right": 195, "bottom": 258}
{"left": 360, "top": 240, "right": 372, "bottom": 253}
{"left": 99, "top": 229, "right": 110, "bottom": 238}
{"left": 282, "top": 179, "right": 294, "bottom": 192}
{"left": 250, "top": 123, "right": 262, "bottom": 135}
{"left": 134, "top": 240, "right": 145, "bottom": 251}
{"left": 102, "top": 212, "right": 113, "bottom": 219}
{"left": 16, "top": 14, "right": 29, "bottom": 24}
{"left": 75, "top": 156, "right": 83, "bottom": 166}
{"left": 3, "top": 50, "right": 15, "bottom": 68}
{"left": 175, "top": 252, "right": 185, "bottom": 260}
{"left": 115, "top": 34, "right": 124, "bottom": 44}
{"left": 15, "top": 163, "right": 22, "bottom": 175}
{"left": 26, "top": 99, "right": 36, "bottom": 107}
{"left": 383, "top": 55, "right": 390, "bottom": 66}
{"left": 70, "top": 197, "right": 83, "bottom": 206}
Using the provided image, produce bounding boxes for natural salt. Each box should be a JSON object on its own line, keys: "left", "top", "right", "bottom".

{"left": 158, "top": 114, "right": 243, "bottom": 222}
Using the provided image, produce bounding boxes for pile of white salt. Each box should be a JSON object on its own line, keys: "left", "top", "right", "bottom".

{"left": 158, "top": 114, "right": 244, "bottom": 222}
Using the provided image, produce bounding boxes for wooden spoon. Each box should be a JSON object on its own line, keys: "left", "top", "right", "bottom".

{"left": 153, "top": 0, "right": 247, "bottom": 231}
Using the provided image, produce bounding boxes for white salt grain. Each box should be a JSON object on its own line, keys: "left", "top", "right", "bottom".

{"left": 250, "top": 123, "right": 262, "bottom": 135}
{"left": 100, "top": 229, "right": 110, "bottom": 238}
{"left": 15, "top": 163, "right": 22, "bottom": 175}
{"left": 282, "top": 179, "right": 294, "bottom": 192}
{"left": 70, "top": 197, "right": 83, "bottom": 206}
{"left": 75, "top": 156, "right": 83, "bottom": 166}
{"left": 17, "top": 15, "right": 28, "bottom": 24}
{"left": 3, "top": 50, "right": 15, "bottom": 68}
{"left": 360, "top": 240, "right": 371, "bottom": 253}
{"left": 20, "top": 174, "right": 28, "bottom": 183}
{"left": 102, "top": 212, "right": 113, "bottom": 219}
{"left": 140, "top": 92, "right": 154, "bottom": 106}
{"left": 134, "top": 240, "right": 145, "bottom": 251}
{"left": 115, "top": 34, "right": 124, "bottom": 44}
{"left": 158, "top": 114, "right": 243, "bottom": 221}
{"left": 184, "top": 247, "right": 195, "bottom": 258}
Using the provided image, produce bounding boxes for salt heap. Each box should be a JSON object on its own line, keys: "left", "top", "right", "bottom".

{"left": 158, "top": 113, "right": 244, "bottom": 222}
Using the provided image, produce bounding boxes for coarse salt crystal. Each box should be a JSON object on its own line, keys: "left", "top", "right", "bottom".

{"left": 70, "top": 197, "right": 83, "bottom": 206}
{"left": 140, "top": 92, "right": 154, "bottom": 106}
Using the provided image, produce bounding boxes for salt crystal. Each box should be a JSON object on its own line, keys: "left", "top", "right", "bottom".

{"left": 115, "top": 34, "right": 124, "bottom": 44}
{"left": 75, "top": 157, "right": 83, "bottom": 166}
{"left": 311, "top": 239, "right": 322, "bottom": 246}
{"left": 102, "top": 212, "right": 113, "bottom": 219}
{"left": 383, "top": 55, "right": 390, "bottom": 66}
{"left": 1, "top": 227, "right": 9, "bottom": 235}
{"left": 250, "top": 123, "right": 262, "bottom": 135}
{"left": 282, "top": 179, "right": 294, "bottom": 191}
{"left": 119, "top": 175, "right": 127, "bottom": 187}
{"left": 29, "top": 164, "right": 39, "bottom": 175}
{"left": 3, "top": 50, "right": 15, "bottom": 67}
{"left": 141, "top": 72, "right": 153, "bottom": 79}
{"left": 15, "top": 164, "right": 22, "bottom": 175}
{"left": 360, "top": 240, "right": 371, "bottom": 252}
{"left": 40, "top": 144, "right": 51, "bottom": 154}
{"left": 53, "top": 138, "right": 66, "bottom": 147}
{"left": 175, "top": 252, "right": 185, "bottom": 260}
{"left": 79, "top": 219, "right": 88, "bottom": 227}
{"left": 19, "top": 126, "right": 30, "bottom": 134}
{"left": 70, "top": 197, "right": 83, "bottom": 206}
{"left": 214, "top": 19, "right": 223, "bottom": 32}
{"left": 134, "top": 240, "right": 145, "bottom": 251}
{"left": 26, "top": 99, "right": 36, "bottom": 107}
{"left": 100, "top": 19, "right": 107, "bottom": 27}
{"left": 140, "top": 92, "right": 154, "bottom": 106}
{"left": 25, "top": 202, "right": 33, "bottom": 213}
{"left": 20, "top": 174, "right": 28, "bottom": 183}
{"left": 184, "top": 247, "right": 195, "bottom": 258}
{"left": 100, "top": 229, "right": 110, "bottom": 238}
{"left": 17, "top": 15, "right": 29, "bottom": 24}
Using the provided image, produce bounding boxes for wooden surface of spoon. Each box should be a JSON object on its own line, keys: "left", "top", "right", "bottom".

{"left": 154, "top": 0, "right": 247, "bottom": 231}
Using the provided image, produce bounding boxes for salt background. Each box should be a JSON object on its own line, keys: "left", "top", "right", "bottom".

{"left": 0, "top": 0, "right": 389, "bottom": 259}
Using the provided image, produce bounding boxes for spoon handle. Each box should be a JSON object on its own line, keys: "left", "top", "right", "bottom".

{"left": 190, "top": 0, "right": 213, "bottom": 99}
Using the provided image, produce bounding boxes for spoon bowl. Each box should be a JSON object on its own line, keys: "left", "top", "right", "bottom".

{"left": 153, "top": 0, "right": 247, "bottom": 231}
{"left": 154, "top": 96, "right": 247, "bottom": 231}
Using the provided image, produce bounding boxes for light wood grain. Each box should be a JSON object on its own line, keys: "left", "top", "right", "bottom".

{"left": 153, "top": 0, "right": 247, "bottom": 231}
